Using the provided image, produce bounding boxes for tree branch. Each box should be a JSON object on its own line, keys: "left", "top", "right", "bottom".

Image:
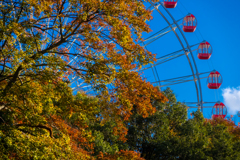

{"left": 15, "top": 124, "right": 53, "bottom": 138}
{"left": 3, "top": 65, "right": 22, "bottom": 96}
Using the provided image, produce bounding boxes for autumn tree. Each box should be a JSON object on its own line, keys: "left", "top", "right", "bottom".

{"left": 0, "top": 0, "right": 167, "bottom": 159}
{"left": 0, "top": 0, "right": 166, "bottom": 130}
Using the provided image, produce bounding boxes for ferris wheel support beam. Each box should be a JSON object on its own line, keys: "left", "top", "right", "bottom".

{"left": 149, "top": 1, "right": 202, "bottom": 110}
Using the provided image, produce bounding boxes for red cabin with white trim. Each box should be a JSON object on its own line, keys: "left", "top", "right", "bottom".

{"left": 183, "top": 14, "right": 197, "bottom": 32}
{"left": 212, "top": 102, "right": 227, "bottom": 119}
{"left": 207, "top": 71, "right": 222, "bottom": 89}
{"left": 198, "top": 41, "right": 212, "bottom": 60}
{"left": 163, "top": 0, "right": 178, "bottom": 8}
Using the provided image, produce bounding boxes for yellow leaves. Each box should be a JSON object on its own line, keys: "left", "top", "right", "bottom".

{"left": 2, "top": 128, "right": 82, "bottom": 159}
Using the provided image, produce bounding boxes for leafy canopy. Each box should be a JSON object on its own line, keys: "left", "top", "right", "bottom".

{"left": 0, "top": 0, "right": 166, "bottom": 159}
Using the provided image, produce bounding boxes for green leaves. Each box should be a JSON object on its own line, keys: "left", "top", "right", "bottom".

{"left": 119, "top": 88, "right": 240, "bottom": 160}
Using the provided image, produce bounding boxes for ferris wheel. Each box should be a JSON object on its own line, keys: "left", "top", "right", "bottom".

{"left": 139, "top": 0, "right": 226, "bottom": 117}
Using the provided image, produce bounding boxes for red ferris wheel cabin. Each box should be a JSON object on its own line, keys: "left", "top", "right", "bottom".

{"left": 198, "top": 41, "right": 212, "bottom": 60}
{"left": 212, "top": 102, "right": 227, "bottom": 119}
{"left": 163, "top": 0, "right": 178, "bottom": 8}
{"left": 183, "top": 14, "right": 197, "bottom": 32}
{"left": 207, "top": 71, "right": 223, "bottom": 89}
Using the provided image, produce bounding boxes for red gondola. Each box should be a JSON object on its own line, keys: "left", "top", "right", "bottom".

{"left": 163, "top": 0, "right": 178, "bottom": 8}
{"left": 207, "top": 71, "right": 222, "bottom": 89}
{"left": 212, "top": 102, "right": 227, "bottom": 119}
{"left": 198, "top": 41, "right": 212, "bottom": 60}
{"left": 183, "top": 14, "right": 197, "bottom": 32}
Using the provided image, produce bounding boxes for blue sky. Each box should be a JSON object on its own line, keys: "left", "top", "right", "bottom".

{"left": 141, "top": 0, "right": 240, "bottom": 122}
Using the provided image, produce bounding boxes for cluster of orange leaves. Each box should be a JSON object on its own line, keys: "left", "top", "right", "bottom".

{"left": 50, "top": 115, "right": 94, "bottom": 150}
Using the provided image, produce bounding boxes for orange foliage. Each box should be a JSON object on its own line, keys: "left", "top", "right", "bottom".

{"left": 113, "top": 124, "right": 128, "bottom": 142}
{"left": 50, "top": 115, "right": 94, "bottom": 154}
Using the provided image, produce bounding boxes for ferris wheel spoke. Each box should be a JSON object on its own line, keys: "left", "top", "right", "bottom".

{"left": 156, "top": 72, "right": 210, "bottom": 83}
{"left": 159, "top": 71, "right": 211, "bottom": 82}
{"left": 140, "top": 54, "right": 184, "bottom": 72}
{"left": 143, "top": 18, "right": 182, "bottom": 42}
{"left": 64, "top": 27, "right": 103, "bottom": 65}
{"left": 152, "top": 70, "right": 212, "bottom": 87}
{"left": 154, "top": 76, "right": 207, "bottom": 88}
{"left": 156, "top": 54, "right": 184, "bottom": 64}
{"left": 156, "top": 42, "right": 200, "bottom": 60}
{"left": 143, "top": 28, "right": 177, "bottom": 47}
{"left": 140, "top": 42, "right": 200, "bottom": 72}
{"left": 147, "top": 2, "right": 161, "bottom": 11}
{"left": 71, "top": 78, "right": 92, "bottom": 92}
{"left": 187, "top": 106, "right": 213, "bottom": 108}
{"left": 185, "top": 102, "right": 220, "bottom": 109}
{"left": 72, "top": 82, "right": 91, "bottom": 90}
{"left": 185, "top": 102, "right": 218, "bottom": 105}
{"left": 72, "top": 84, "right": 93, "bottom": 92}
{"left": 143, "top": 20, "right": 183, "bottom": 47}
{"left": 143, "top": 50, "right": 196, "bottom": 71}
